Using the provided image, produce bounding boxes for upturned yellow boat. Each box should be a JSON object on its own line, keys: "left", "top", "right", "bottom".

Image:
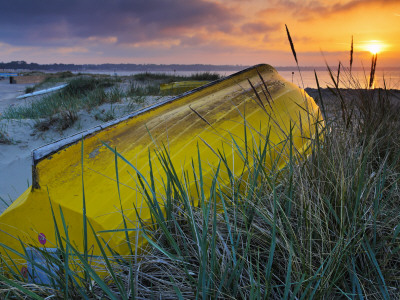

{"left": 0, "top": 64, "right": 323, "bottom": 281}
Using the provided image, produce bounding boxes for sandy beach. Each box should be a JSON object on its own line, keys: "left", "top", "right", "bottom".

{"left": 0, "top": 79, "right": 38, "bottom": 211}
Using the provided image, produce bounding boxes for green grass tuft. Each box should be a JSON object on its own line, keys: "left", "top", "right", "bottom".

{"left": 132, "top": 71, "right": 221, "bottom": 83}
{"left": 2, "top": 76, "right": 124, "bottom": 129}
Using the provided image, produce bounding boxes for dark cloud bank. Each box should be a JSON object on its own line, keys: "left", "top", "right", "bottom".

{"left": 0, "top": 0, "right": 238, "bottom": 46}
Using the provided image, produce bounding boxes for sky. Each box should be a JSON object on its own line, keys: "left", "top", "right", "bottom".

{"left": 0, "top": 0, "right": 399, "bottom": 67}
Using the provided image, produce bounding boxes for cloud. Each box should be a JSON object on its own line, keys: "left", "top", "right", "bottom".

{"left": 0, "top": 0, "right": 239, "bottom": 46}
{"left": 1, "top": 0, "right": 397, "bottom": 66}
{"left": 55, "top": 47, "right": 90, "bottom": 54}
{"left": 241, "top": 22, "right": 280, "bottom": 34}
{"left": 267, "top": 0, "right": 400, "bottom": 21}
{"left": 87, "top": 36, "right": 118, "bottom": 44}
{"left": 0, "top": 42, "right": 33, "bottom": 56}
{"left": 179, "top": 34, "right": 209, "bottom": 47}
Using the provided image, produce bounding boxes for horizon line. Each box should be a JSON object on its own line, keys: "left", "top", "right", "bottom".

{"left": 1, "top": 61, "right": 399, "bottom": 71}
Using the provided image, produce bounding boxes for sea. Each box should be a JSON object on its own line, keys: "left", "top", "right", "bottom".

{"left": 75, "top": 69, "right": 400, "bottom": 90}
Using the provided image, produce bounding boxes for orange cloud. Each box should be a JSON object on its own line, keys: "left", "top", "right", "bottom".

{"left": 87, "top": 36, "right": 118, "bottom": 44}
{"left": 55, "top": 47, "right": 89, "bottom": 54}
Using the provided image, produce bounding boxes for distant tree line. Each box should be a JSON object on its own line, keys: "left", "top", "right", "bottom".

{"left": 0, "top": 61, "right": 249, "bottom": 72}
{"left": 1, "top": 61, "right": 398, "bottom": 72}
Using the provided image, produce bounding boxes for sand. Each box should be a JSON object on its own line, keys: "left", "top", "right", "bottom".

{"left": 0, "top": 80, "right": 37, "bottom": 211}
{"left": 0, "top": 78, "right": 165, "bottom": 213}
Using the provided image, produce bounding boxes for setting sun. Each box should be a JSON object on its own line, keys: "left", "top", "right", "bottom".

{"left": 365, "top": 40, "right": 384, "bottom": 55}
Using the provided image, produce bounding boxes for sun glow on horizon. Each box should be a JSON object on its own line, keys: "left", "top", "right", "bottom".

{"left": 364, "top": 40, "right": 385, "bottom": 55}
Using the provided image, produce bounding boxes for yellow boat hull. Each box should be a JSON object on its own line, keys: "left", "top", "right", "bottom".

{"left": 0, "top": 64, "right": 323, "bottom": 277}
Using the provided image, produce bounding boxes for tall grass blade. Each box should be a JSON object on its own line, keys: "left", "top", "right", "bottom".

{"left": 265, "top": 183, "right": 277, "bottom": 298}
{"left": 314, "top": 71, "right": 327, "bottom": 120}
{"left": 88, "top": 220, "right": 128, "bottom": 299}
{"left": 350, "top": 256, "right": 364, "bottom": 300}
{"left": 58, "top": 206, "right": 75, "bottom": 299}
{"left": 81, "top": 138, "right": 88, "bottom": 264}
{"left": 362, "top": 239, "right": 389, "bottom": 298}
{"left": 285, "top": 24, "right": 304, "bottom": 88}
{"left": 350, "top": 35, "right": 354, "bottom": 72}
{"left": 248, "top": 78, "right": 267, "bottom": 113}
{"left": 256, "top": 68, "right": 273, "bottom": 109}
{"left": 285, "top": 24, "right": 297, "bottom": 64}
{"left": 114, "top": 148, "right": 134, "bottom": 257}
{"left": 369, "top": 54, "right": 378, "bottom": 88}
{"left": 189, "top": 105, "right": 213, "bottom": 128}
{"left": 63, "top": 239, "right": 118, "bottom": 300}
{"left": 283, "top": 243, "right": 293, "bottom": 300}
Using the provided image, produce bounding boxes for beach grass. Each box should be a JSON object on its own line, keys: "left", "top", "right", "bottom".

{"left": 0, "top": 124, "right": 12, "bottom": 144}
{"left": 2, "top": 72, "right": 221, "bottom": 127}
{"left": 24, "top": 71, "right": 77, "bottom": 94}
{"left": 126, "top": 71, "right": 222, "bottom": 97}
{"left": 1, "top": 77, "right": 125, "bottom": 130}
{"left": 131, "top": 71, "right": 221, "bottom": 83}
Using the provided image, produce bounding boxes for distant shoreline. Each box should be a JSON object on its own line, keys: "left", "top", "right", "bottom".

{"left": 1, "top": 61, "right": 400, "bottom": 73}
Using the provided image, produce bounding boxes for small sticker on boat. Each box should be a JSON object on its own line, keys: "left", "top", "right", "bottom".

{"left": 21, "top": 266, "right": 28, "bottom": 278}
{"left": 38, "top": 233, "right": 46, "bottom": 245}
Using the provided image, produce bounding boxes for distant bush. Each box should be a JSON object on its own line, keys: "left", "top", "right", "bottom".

{"left": 58, "top": 71, "right": 74, "bottom": 78}
{"left": 24, "top": 86, "right": 35, "bottom": 93}
{"left": 63, "top": 77, "right": 115, "bottom": 96}
{"left": 127, "top": 82, "right": 160, "bottom": 96}
{"left": 189, "top": 72, "right": 220, "bottom": 81}
{"left": 132, "top": 72, "right": 222, "bottom": 83}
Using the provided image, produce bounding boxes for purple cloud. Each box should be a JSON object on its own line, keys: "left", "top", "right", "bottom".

{"left": 0, "top": 0, "right": 239, "bottom": 46}
{"left": 241, "top": 22, "right": 280, "bottom": 34}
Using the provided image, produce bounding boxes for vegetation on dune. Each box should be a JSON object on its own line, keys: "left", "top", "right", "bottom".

{"left": 3, "top": 71, "right": 221, "bottom": 130}
{"left": 0, "top": 124, "right": 12, "bottom": 144}
{"left": 1, "top": 30, "right": 400, "bottom": 298}
{"left": 126, "top": 71, "right": 222, "bottom": 97}
{"left": 131, "top": 71, "right": 221, "bottom": 83}
{"left": 126, "top": 81, "right": 161, "bottom": 97}
{"left": 24, "top": 71, "right": 77, "bottom": 94}
{"left": 3, "top": 77, "right": 124, "bottom": 131}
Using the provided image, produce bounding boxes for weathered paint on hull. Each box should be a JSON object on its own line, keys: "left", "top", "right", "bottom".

{"left": 0, "top": 64, "right": 323, "bottom": 273}
{"left": 160, "top": 80, "right": 210, "bottom": 94}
